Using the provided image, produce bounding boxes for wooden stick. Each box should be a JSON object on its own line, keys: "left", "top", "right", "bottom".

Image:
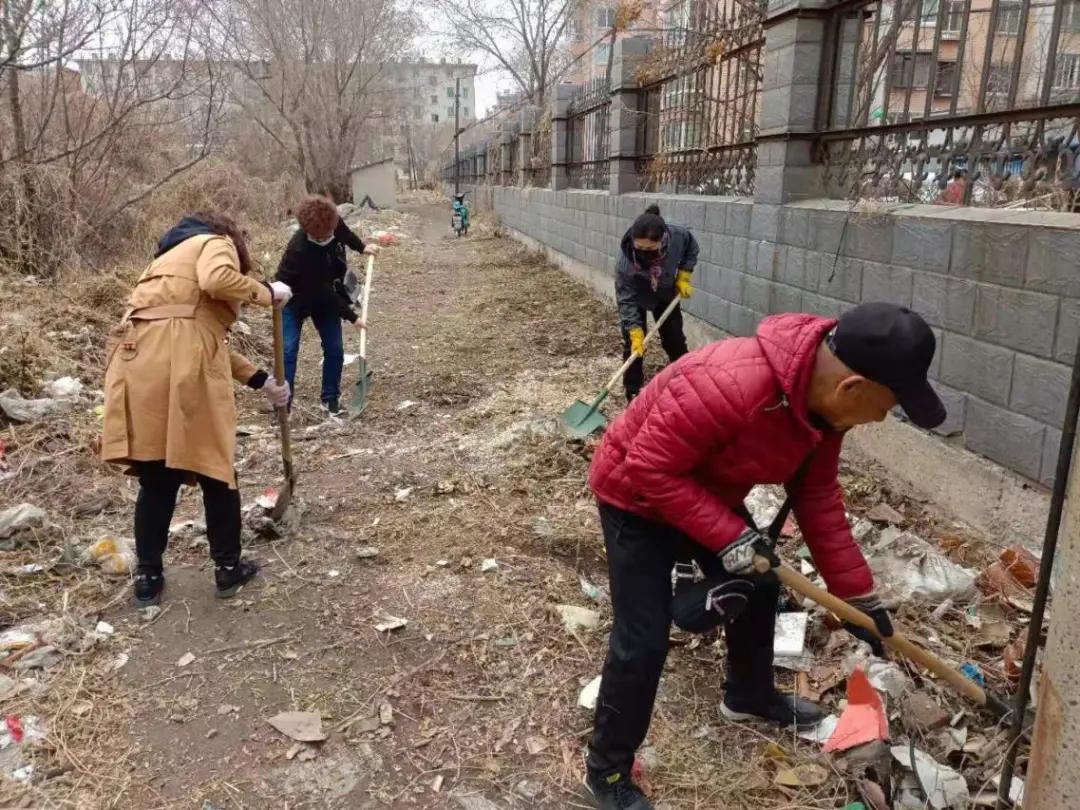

{"left": 755, "top": 555, "right": 990, "bottom": 707}
{"left": 358, "top": 254, "right": 374, "bottom": 360}
{"left": 600, "top": 296, "right": 683, "bottom": 393}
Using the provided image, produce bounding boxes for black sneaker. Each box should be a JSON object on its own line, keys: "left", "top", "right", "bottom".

{"left": 721, "top": 690, "right": 825, "bottom": 729}
{"left": 322, "top": 397, "right": 342, "bottom": 416}
{"left": 585, "top": 772, "right": 653, "bottom": 810}
{"left": 133, "top": 571, "right": 165, "bottom": 606}
{"left": 215, "top": 559, "right": 259, "bottom": 599}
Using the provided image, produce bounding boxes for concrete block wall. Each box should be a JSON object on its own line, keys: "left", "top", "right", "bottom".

{"left": 489, "top": 185, "right": 1080, "bottom": 486}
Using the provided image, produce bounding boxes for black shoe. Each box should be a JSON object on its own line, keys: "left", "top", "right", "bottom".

{"left": 215, "top": 559, "right": 259, "bottom": 599}
{"left": 721, "top": 690, "right": 825, "bottom": 729}
{"left": 133, "top": 571, "right": 164, "bottom": 605}
{"left": 322, "top": 397, "right": 341, "bottom": 415}
{"left": 585, "top": 772, "right": 653, "bottom": 810}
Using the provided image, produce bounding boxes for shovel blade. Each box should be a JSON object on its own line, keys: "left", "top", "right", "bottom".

{"left": 349, "top": 359, "right": 373, "bottom": 418}
{"left": 560, "top": 399, "right": 608, "bottom": 438}
{"left": 268, "top": 479, "right": 293, "bottom": 523}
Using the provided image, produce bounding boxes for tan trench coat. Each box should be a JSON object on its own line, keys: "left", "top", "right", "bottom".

{"left": 101, "top": 234, "right": 273, "bottom": 487}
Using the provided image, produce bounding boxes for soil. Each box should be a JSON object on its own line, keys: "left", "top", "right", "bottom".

{"left": 0, "top": 202, "right": 1026, "bottom": 809}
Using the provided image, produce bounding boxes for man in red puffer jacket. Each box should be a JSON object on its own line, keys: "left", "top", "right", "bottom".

{"left": 583, "top": 302, "right": 945, "bottom": 810}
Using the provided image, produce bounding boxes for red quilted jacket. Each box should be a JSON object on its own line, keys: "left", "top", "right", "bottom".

{"left": 589, "top": 313, "right": 873, "bottom": 599}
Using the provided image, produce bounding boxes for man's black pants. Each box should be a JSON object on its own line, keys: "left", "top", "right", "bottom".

{"left": 621, "top": 298, "right": 688, "bottom": 400}
{"left": 133, "top": 461, "right": 242, "bottom": 573}
{"left": 587, "top": 502, "right": 779, "bottom": 779}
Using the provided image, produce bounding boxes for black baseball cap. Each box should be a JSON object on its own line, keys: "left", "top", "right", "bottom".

{"left": 829, "top": 302, "right": 946, "bottom": 429}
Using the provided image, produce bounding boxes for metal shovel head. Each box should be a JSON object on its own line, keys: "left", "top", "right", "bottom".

{"left": 349, "top": 357, "right": 373, "bottom": 417}
{"left": 560, "top": 399, "right": 608, "bottom": 438}
{"left": 268, "top": 478, "right": 293, "bottom": 523}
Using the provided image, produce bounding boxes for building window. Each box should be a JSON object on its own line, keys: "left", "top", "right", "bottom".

{"left": 464, "top": 107, "right": 470, "bottom": 117}
{"left": 903, "top": 0, "right": 940, "bottom": 24}
{"left": 431, "top": 95, "right": 437, "bottom": 103}
{"left": 1055, "top": 54, "right": 1080, "bottom": 90}
{"left": 890, "top": 52, "right": 934, "bottom": 88}
{"left": 462, "top": 87, "right": 469, "bottom": 98}
{"left": 448, "top": 106, "right": 455, "bottom": 117}
{"left": 432, "top": 113, "right": 439, "bottom": 123}
{"left": 942, "top": 0, "right": 965, "bottom": 35}
{"left": 429, "top": 75, "right": 437, "bottom": 85}
{"left": 447, "top": 87, "right": 454, "bottom": 98}
{"left": 1064, "top": 0, "right": 1080, "bottom": 32}
{"left": 995, "top": 2, "right": 1021, "bottom": 35}
{"left": 934, "top": 61, "right": 957, "bottom": 96}
{"left": 595, "top": 6, "right": 616, "bottom": 27}
{"left": 594, "top": 43, "right": 612, "bottom": 66}
{"left": 987, "top": 62, "right": 1013, "bottom": 95}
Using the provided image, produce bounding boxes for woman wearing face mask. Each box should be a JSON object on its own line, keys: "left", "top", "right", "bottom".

{"left": 275, "top": 194, "right": 378, "bottom": 414}
{"left": 615, "top": 204, "right": 699, "bottom": 401}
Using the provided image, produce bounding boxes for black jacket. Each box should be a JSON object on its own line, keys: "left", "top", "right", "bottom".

{"left": 275, "top": 219, "right": 365, "bottom": 322}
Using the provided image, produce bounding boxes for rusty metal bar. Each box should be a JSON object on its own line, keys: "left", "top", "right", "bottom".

{"left": 949, "top": 0, "right": 972, "bottom": 115}
{"left": 1006, "top": 0, "right": 1033, "bottom": 110}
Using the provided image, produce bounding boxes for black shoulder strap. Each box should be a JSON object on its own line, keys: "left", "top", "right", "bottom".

{"left": 766, "top": 451, "right": 816, "bottom": 542}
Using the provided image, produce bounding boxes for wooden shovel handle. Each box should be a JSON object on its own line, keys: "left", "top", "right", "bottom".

{"left": 272, "top": 306, "right": 286, "bottom": 385}
{"left": 754, "top": 555, "right": 990, "bottom": 707}
{"left": 359, "top": 254, "right": 374, "bottom": 360}
{"left": 602, "top": 296, "right": 684, "bottom": 392}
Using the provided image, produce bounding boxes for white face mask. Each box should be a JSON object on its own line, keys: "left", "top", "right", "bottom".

{"left": 308, "top": 234, "right": 334, "bottom": 247}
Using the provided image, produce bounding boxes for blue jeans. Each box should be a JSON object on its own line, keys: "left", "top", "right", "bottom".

{"left": 282, "top": 306, "right": 344, "bottom": 403}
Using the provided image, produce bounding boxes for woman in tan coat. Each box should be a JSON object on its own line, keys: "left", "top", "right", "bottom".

{"left": 102, "top": 212, "right": 293, "bottom": 605}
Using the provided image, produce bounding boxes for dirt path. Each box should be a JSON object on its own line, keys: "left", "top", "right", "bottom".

{"left": 3, "top": 203, "right": 1011, "bottom": 810}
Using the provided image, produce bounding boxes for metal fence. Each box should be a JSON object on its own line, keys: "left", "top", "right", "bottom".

{"left": 818, "top": 0, "right": 1080, "bottom": 207}
{"left": 634, "top": 0, "right": 764, "bottom": 196}
{"left": 527, "top": 109, "right": 553, "bottom": 187}
{"left": 567, "top": 77, "right": 611, "bottom": 189}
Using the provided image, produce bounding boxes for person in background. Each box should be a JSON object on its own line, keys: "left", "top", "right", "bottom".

{"left": 101, "top": 212, "right": 293, "bottom": 606}
{"left": 583, "top": 303, "right": 946, "bottom": 810}
{"left": 615, "top": 204, "right": 699, "bottom": 402}
{"left": 276, "top": 194, "right": 378, "bottom": 414}
{"left": 936, "top": 168, "right": 967, "bottom": 205}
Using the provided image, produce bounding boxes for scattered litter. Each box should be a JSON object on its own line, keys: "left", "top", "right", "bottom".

{"left": 891, "top": 745, "right": 969, "bottom": 809}
{"left": 95, "top": 621, "right": 115, "bottom": 636}
{"left": 800, "top": 559, "right": 816, "bottom": 576}
{"left": 378, "top": 702, "right": 394, "bottom": 726}
{"left": 999, "top": 547, "right": 1039, "bottom": 588}
{"left": 991, "top": 774, "right": 1024, "bottom": 804}
{"left": 974, "top": 620, "right": 1011, "bottom": 649}
{"left": 341, "top": 353, "right": 359, "bottom": 367}
{"left": 395, "top": 400, "right": 419, "bottom": 411}
{"left": 480, "top": 558, "right": 498, "bottom": 572}
{"left": 824, "top": 668, "right": 889, "bottom": 753}
{"left": 775, "top": 763, "right": 829, "bottom": 788}
{"left": 515, "top": 779, "right": 542, "bottom": 800}
{"left": 745, "top": 487, "right": 783, "bottom": 529}
{"left": 44, "top": 376, "right": 83, "bottom": 400}
{"left": 1003, "top": 638, "right": 1025, "bottom": 682}
{"left": 327, "top": 570, "right": 340, "bottom": 578}
{"left": 555, "top": 604, "right": 600, "bottom": 633}
{"left": 844, "top": 649, "right": 913, "bottom": 700}
{"left": 432, "top": 774, "right": 445, "bottom": 793}
{"left": 578, "top": 675, "right": 602, "bottom": 710}
{"left": 979, "top": 553, "right": 1036, "bottom": 612}
{"left": 798, "top": 714, "right": 840, "bottom": 743}
{"left": 266, "top": 711, "right": 327, "bottom": 742}
{"left": 524, "top": 736, "right": 549, "bottom": 754}
{"left": 960, "top": 662, "right": 986, "bottom": 686}
{"left": 85, "top": 536, "right": 135, "bottom": 575}
{"left": 374, "top": 613, "right": 408, "bottom": 633}
{"left": 0, "top": 388, "right": 65, "bottom": 422}
{"left": 176, "top": 652, "right": 196, "bottom": 667}
{"left": 256, "top": 489, "right": 278, "bottom": 510}
{"left": 866, "top": 503, "right": 905, "bottom": 524}
{"left": 773, "top": 612, "right": 809, "bottom": 657}
{"left": 111, "top": 653, "right": 129, "bottom": 670}
{"left": 356, "top": 547, "right": 379, "bottom": 559}
{"left": 140, "top": 606, "right": 162, "bottom": 623}
{"left": 929, "top": 726, "right": 968, "bottom": 756}
{"left": 903, "top": 691, "right": 950, "bottom": 731}
{"left": 0, "top": 503, "right": 46, "bottom": 540}
{"left": 394, "top": 487, "right": 413, "bottom": 502}
{"left": 867, "top": 528, "right": 976, "bottom": 603}
{"left": 218, "top": 705, "right": 240, "bottom": 716}
{"left": 851, "top": 517, "right": 877, "bottom": 543}
{"left": 579, "top": 575, "right": 607, "bottom": 603}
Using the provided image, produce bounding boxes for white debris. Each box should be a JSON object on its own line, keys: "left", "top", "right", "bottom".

{"left": 356, "top": 547, "right": 379, "bottom": 559}
{"left": 555, "top": 605, "right": 601, "bottom": 633}
{"left": 95, "top": 621, "right": 114, "bottom": 636}
{"left": 798, "top": 714, "right": 840, "bottom": 743}
{"left": 177, "top": 652, "right": 196, "bottom": 667}
{"left": 891, "top": 745, "right": 969, "bottom": 809}
{"left": 43, "top": 376, "right": 83, "bottom": 400}
{"left": 327, "top": 570, "right": 341, "bottom": 578}
{"left": 578, "top": 675, "right": 602, "bottom": 710}
{"left": 0, "top": 389, "right": 65, "bottom": 422}
{"left": 774, "top": 612, "right": 809, "bottom": 657}
{"left": 480, "top": 558, "right": 498, "bottom": 572}
{"left": 579, "top": 575, "right": 607, "bottom": 603}
{"left": 394, "top": 487, "right": 413, "bottom": 502}
{"left": 266, "top": 710, "right": 328, "bottom": 742}
{"left": 867, "top": 528, "right": 977, "bottom": 603}
{"left": 395, "top": 400, "right": 419, "bottom": 411}
{"left": 0, "top": 504, "right": 46, "bottom": 540}
{"left": 991, "top": 775, "right": 1024, "bottom": 804}
{"left": 374, "top": 613, "right": 408, "bottom": 633}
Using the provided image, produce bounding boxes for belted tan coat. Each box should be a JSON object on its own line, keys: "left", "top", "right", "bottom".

{"left": 101, "top": 234, "right": 273, "bottom": 487}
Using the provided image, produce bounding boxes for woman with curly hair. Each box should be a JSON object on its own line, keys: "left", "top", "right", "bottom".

{"left": 101, "top": 211, "right": 293, "bottom": 605}
{"left": 275, "top": 194, "right": 378, "bottom": 414}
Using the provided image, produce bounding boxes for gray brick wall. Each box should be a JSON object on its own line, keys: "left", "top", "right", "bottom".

{"left": 480, "top": 186, "right": 1080, "bottom": 485}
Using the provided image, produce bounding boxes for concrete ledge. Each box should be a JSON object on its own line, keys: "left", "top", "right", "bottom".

{"left": 505, "top": 222, "right": 1050, "bottom": 543}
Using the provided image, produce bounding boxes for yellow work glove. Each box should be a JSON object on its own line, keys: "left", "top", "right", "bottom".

{"left": 675, "top": 269, "right": 694, "bottom": 299}
{"left": 629, "top": 327, "right": 646, "bottom": 357}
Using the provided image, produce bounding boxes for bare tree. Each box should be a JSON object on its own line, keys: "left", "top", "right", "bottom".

{"left": 427, "top": 0, "right": 578, "bottom": 106}
{"left": 206, "top": 0, "right": 414, "bottom": 201}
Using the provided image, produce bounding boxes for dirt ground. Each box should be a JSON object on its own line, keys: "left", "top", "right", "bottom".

{"left": 0, "top": 201, "right": 1028, "bottom": 809}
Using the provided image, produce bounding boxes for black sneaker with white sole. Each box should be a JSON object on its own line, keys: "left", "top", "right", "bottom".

{"left": 133, "top": 571, "right": 165, "bottom": 606}
{"left": 322, "top": 397, "right": 342, "bottom": 416}
{"left": 585, "top": 772, "right": 654, "bottom": 810}
{"left": 721, "top": 690, "right": 825, "bottom": 729}
{"left": 215, "top": 559, "right": 259, "bottom": 598}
